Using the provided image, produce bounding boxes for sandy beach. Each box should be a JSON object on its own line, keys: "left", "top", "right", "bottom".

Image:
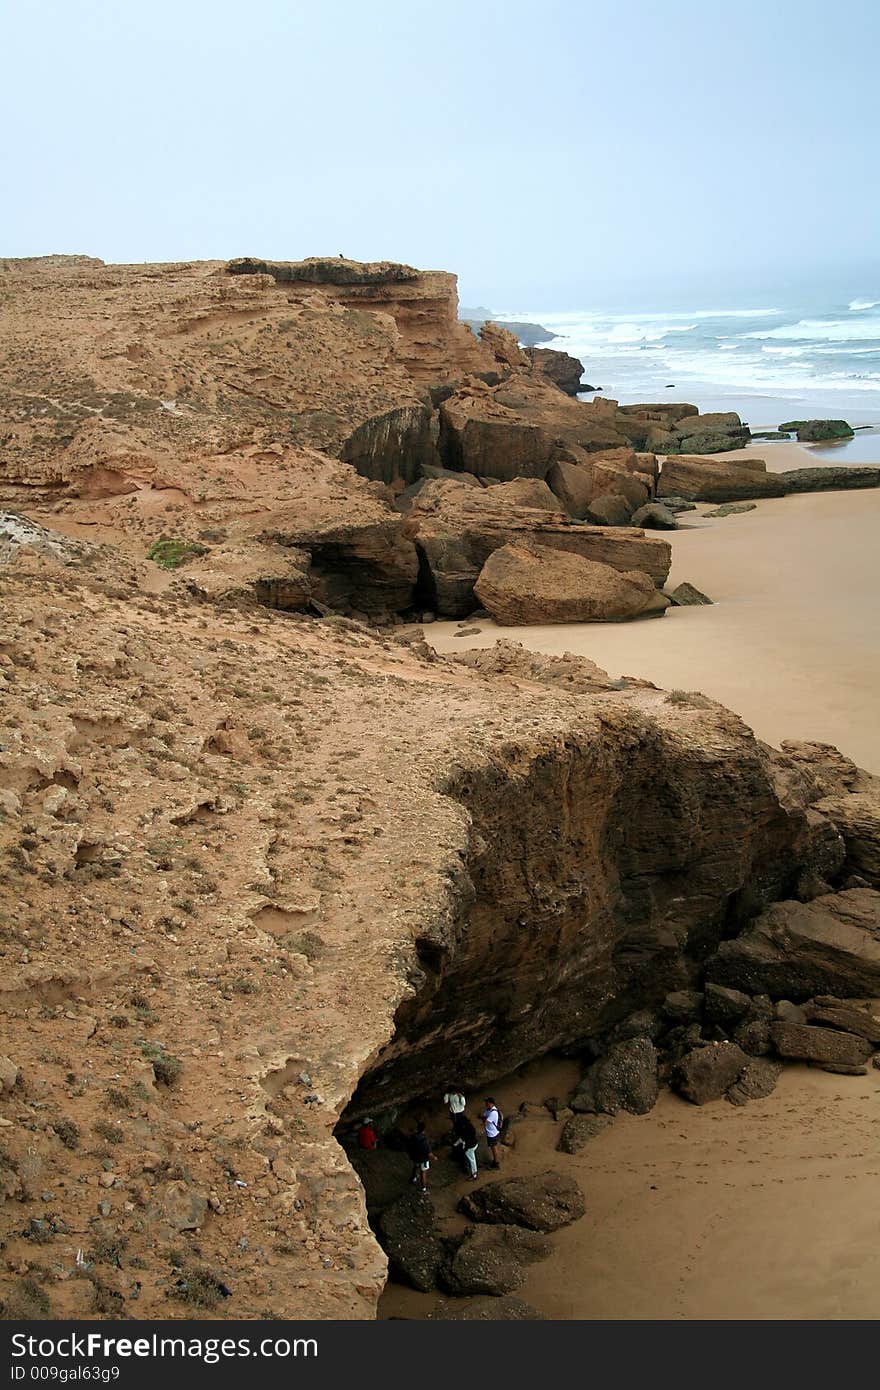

{"left": 380, "top": 1054, "right": 880, "bottom": 1321}
{"left": 375, "top": 449, "right": 880, "bottom": 1323}
{"left": 423, "top": 464, "right": 880, "bottom": 774}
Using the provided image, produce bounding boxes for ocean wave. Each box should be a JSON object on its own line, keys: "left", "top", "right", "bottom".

{"left": 744, "top": 317, "right": 880, "bottom": 344}
{"left": 849, "top": 298, "right": 879, "bottom": 311}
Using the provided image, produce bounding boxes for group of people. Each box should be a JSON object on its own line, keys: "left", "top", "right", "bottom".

{"left": 356, "top": 1087, "right": 503, "bottom": 1195}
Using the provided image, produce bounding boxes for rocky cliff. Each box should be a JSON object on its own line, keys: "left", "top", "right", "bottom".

{"left": 1, "top": 254, "right": 878, "bottom": 1323}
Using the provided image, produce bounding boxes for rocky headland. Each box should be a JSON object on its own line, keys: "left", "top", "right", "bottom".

{"left": 1, "top": 253, "right": 880, "bottom": 1322}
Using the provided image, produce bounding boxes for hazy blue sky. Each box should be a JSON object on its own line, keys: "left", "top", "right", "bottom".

{"left": 5, "top": 0, "right": 879, "bottom": 307}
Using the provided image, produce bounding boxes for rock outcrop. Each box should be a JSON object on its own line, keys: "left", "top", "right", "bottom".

{"left": 778, "top": 419, "right": 854, "bottom": 442}
{"left": 526, "top": 347, "right": 587, "bottom": 396}
{"left": 779, "top": 465, "right": 880, "bottom": 493}
{"left": 458, "top": 1173, "right": 586, "bottom": 1232}
{"left": 707, "top": 890, "right": 880, "bottom": 1000}
{"left": 407, "top": 479, "right": 671, "bottom": 616}
{"left": 473, "top": 542, "right": 670, "bottom": 626}
{"left": 658, "top": 455, "right": 786, "bottom": 503}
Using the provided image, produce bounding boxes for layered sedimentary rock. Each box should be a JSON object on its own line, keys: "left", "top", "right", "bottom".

{"left": 658, "top": 455, "right": 786, "bottom": 502}
{"left": 473, "top": 541, "right": 670, "bottom": 625}
{"left": 406, "top": 479, "right": 671, "bottom": 616}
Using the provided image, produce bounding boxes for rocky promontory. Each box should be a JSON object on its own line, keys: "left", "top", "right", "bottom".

{"left": 2, "top": 252, "right": 880, "bottom": 1325}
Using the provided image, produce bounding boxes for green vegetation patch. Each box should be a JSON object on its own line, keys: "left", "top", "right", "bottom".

{"left": 147, "top": 537, "right": 209, "bottom": 570}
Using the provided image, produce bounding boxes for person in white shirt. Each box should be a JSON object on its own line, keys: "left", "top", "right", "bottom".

{"left": 482, "top": 1097, "right": 502, "bottom": 1168}
{"left": 444, "top": 1088, "right": 466, "bottom": 1118}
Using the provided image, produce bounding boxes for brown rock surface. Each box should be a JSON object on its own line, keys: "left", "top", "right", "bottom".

{"left": 658, "top": 455, "right": 786, "bottom": 503}
{"left": 407, "top": 478, "right": 671, "bottom": 616}
{"left": 708, "top": 890, "right": 880, "bottom": 1000}
{"left": 474, "top": 542, "right": 669, "bottom": 626}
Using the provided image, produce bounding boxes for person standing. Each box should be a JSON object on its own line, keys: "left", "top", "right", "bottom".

{"left": 482, "top": 1097, "right": 502, "bottom": 1168}
{"left": 357, "top": 1117, "right": 378, "bottom": 1150}
{"left": 407, "top": 1120, "right": 435, "bottom": 1194}
{"left": 452, "top": 1111, "right": 479, "bottom": 1179}
{"left": 444, "top": 1087, "right": 466, "bottom": 1119}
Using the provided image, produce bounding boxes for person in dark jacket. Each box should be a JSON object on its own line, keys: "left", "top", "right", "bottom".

{"left": 452, "top": 1111, "right": 479, "bottom": 1178}
{"left": 406, "top": 1120, "right": 436, "bottom": 1193}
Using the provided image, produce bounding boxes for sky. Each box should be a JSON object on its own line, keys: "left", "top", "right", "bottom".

{"left": 4, "top": 0, "right": 879, "bottom": 309}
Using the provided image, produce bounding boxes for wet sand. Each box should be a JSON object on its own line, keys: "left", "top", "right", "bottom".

{"left": 424, "top": 485, "right": 880, "bottom": 774}
{"left": 380, "top": 1055, "right": 880, "bottom": 1321}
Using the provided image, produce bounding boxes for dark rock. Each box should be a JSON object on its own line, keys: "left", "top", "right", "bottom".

{"left": 704, "top": 983, "right": 752, "bottom": 1026}
{"left": 780, "top": 465, "right": 880, "bottom": 494}
{"left": 814, "top": 791, "right": 880, "bottom": 887}
{"left": 731, "top": 1017, "right": 772, "bottom": 1056}
{"left": 430, "top": 1294, "right": 547, "bottom": 1320}
{"left": 608, "top": 1009, "right": 663, "bottom": 1044}
{"left": 769, "top": 1021, "right": 872, "bottom": 1066}
{"left": 706, "top": 889, "right": 880, "bottom": 1001}
{"left": 774, "top": 1000, "right": 807, "bottom": 1024}
{"left": 441, "top": 1224, "right": 552, "bottom": 1296}
{"left": 778, "top": 419, "right": 854, "bottom": 442}
{"left": 630, "top": 503, "right": 677, "bottom": 530}
{"left": 458, "top": 1171, "right": 585, "bottom": 1232}
{"left": 673, "top": 1041, "right": 749, "bottom": 1104}
{"left": 572, "top": 1037, "right": 659, "bottom": 1116}
{"left": 726, "top": 1057, "right": 784, "bottom": 1106}
{"left": 662, "top": 989, "right": 703, "bottom": 1024}
{"left": 705, "top": 502, "right": 757, "bottom": 517}
{"left": 557, "top": 1114, "right": 613, "bottom": 1154}
{"left": 669, "top": 582, "right": 713, "bottom": 606}
{"left": 803, "top": 1000, "right": 880, "bottom": 1043}
{"left": 661, "top": 496, "right": 698, "bottom": 513}
{"left": 378, "top": 1191, "right": 445, "bottom": 1291}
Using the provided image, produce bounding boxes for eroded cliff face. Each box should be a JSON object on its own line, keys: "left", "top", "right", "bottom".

{"left": 0, "top": 530, "right": 869, "bottom": 1321}
{"left": 347, "top": 678, "right": 819, "bottom": 1116}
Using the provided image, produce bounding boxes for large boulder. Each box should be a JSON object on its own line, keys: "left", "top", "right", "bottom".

{"left": 458, "top": 1171, "right": 585, "bottom": 1232}
{"left": 378, "top": 1191, "right": 445, "bottom": 1291}
{"left": 672, "top": 1041, "right": 749, "bottom": 1104}
{"left": 704, "top": 982, "right": 752, "bottom": 1026}
{"left": 408, "top": 479, "right": 671, "bottom": 616}
{"left": 658, "top": 455, "right": 785, "bottom": 503}
{"left": 585, "top": 494, "right": 634, "bottom": 527}
{"left": 706, "top": 889, "right": 880, "bottom": 1000}
{"left": 557, "top": 1114, "right": 614, "bottom": 1153}
{"left": 803, "top": 998, "right": 880, "bottom": 1043}
{"left": 527, "top": 347, "right": 588, "bottom": 396}
{"left": 474, "top": 542, "right": 671, "bottom": 626}
{"left": 630, "top": 502, "right": 677, "bottom": 530}
{"left": 726, "top": 1057, "right": 784, "bottom": 1106}
{"left": 778, "top": 419, "right": 854, "bottom": 442}
{"left": 769, "top": 1021, "right": 873, "bottom": 1066}
{"left": 571, "top": 1037, "right": 659, "bottom": 1115}
{"left": 546, "top": 458, "right": 595, "bottom": 519}
{"left": 814, "top": 790, "right": 880, "bottom": 886}
{"left": 441, "top": 1224, "right": 552, "bottom": 1296}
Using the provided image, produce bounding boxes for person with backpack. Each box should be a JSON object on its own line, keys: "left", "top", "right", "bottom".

{"left": 482, "top": 1097, "right": 503, "bottom": 1168}
{"left": 407, "top": 1120, "right": 436, "bottom": 1194}
{"left": 451, "top": 1111, "right": 479, "bottom": 1179}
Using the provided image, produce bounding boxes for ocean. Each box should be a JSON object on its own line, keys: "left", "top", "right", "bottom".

{"left": 492, "top": 290, "right": 880, "bottom": 456}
